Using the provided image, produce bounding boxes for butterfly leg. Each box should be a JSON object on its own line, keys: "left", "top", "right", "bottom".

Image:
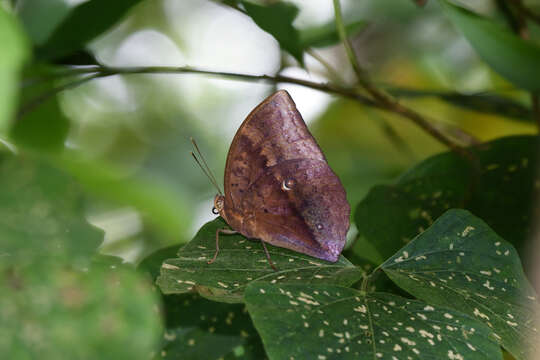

{"left": 259, "top": 240, "right": 278, "bottom": 271}
{"left": 208, "top": 228, "right": 237, "bottom": 265}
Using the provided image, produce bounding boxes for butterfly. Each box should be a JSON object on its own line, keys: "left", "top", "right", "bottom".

{"left": 193, "top": 90, "right": 350, "bottom": 269}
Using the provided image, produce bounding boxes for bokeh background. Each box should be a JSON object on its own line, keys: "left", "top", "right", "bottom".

{"left": 16, "top": 0, "right": 536, "bottom": 262}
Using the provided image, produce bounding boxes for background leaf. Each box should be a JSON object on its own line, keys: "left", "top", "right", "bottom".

{"left": 382, "top": 209, "right": 539, "bottom": 360}
{"left": 0, "top": 263, "right": 162, "bottom": 360}
{"left": 157, "top": 218, "right": 364, "bottom": 303}
{"left": 389, "top": 88, "right": 533, "bottom": 123}
{"left": 0, "top": 154, "right": 103, "bottom": 267}
{"left": 440, "top": 1, "right": 540, "bottom": 92}
{"left": 0, "top": 6, "right": 29, "bottom": 135}
{"left": 350, "top": 135, "right": 538, "bottom": 265}
{"left": 11, "top": 65, "right": 71, "bottom": 151}
{"left": 35, "top": 0, "right": 144, "bottom": 60}
{"left": 241, "top": 1, "right": 303, "bottom": 64}
{"left": 245, "top": 283, "right": 502, "bottom": 360}
{"left": 299, "top": 20, "right": 367, "bottom": 49}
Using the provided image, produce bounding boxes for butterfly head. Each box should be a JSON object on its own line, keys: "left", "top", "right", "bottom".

{"left": 213, "top": 194, "right": 225, "bottom": 216}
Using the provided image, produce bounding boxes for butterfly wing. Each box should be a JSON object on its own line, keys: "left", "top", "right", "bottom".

{"left": 222, "top": 90, "right": 350, "bottom": 262}
{"left": 242, "top": 158, "right": 350, "bottom": 262}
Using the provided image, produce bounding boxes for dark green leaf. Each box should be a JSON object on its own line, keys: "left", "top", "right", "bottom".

{"left": 0, "top": 263, "right": 162, "bottom": 359}
{"left": 0, "top": 154, "right": 103, "bottom": 267}
{"left": 241, "top": 1, "right": 303, "bottom": 65}
{"left": 245, "top": 283, "right": 502, "bottom": 360}
{"left": 138, "top": 241, "right": 266, "bottom": 359}
{"left": 299, "top": 20, "right": 367, "bottom": 49}
{"left": 441, "top": 1, "right": 540, "bottom": 92}
{"left": 352, "top": 135, "right": 538, "bottom": 264}
{"left": 155, "top": 294, "right": 266, "bottom": 360}
{"left": 35, "top": 0, "right": 144, "bottom": 60}
{"left": 138, "top": 244, "right": 182, "bottom": 281}
{"left": 157, "top": 218, "right": 364, "bottom": 303}
{"left": 382, "top": 209, "right": 539, "bottom": 359}
{"left": 0, "top": 6, "right": 29, "bottom": 134}
{"left": 11, "top": 65, "right": 74, "bottom": 151}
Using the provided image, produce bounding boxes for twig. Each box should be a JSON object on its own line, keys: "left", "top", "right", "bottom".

{"left": 18, "top": 66, "right": 375, "bottom": 120}
{"left": 19, "top": 65, "right": 479, "bottom": 155}
{"left": 17, "top": 73, "right": 102, "bottom": 119}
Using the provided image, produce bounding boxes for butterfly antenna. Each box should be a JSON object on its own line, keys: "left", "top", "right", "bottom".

{"left": 190, "top": 137, "right": 223, "bottom": 195}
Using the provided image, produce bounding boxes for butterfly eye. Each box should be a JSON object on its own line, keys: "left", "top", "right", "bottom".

{"left": 316, "top": 223, "right": 324, "bottom": 231}
{"left": 212, "top": 207, "right": 219, "bottom": 214}
{"left": 282, "top": 178, "right": 295, "bottom": 191}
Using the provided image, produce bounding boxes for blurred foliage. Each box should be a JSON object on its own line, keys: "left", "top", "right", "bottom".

{"left": 2, "top": 0, "right": 540, "bottom": 358}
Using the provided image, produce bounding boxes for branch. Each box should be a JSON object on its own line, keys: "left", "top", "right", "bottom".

{"left": 19, "top": 65, "right": 478, "bottom": 158}
{"left": 332, "top": 0, "right": 477, "bottom": 161}
{"left": 18, "top": 65, "right": 375, "bottom": 119}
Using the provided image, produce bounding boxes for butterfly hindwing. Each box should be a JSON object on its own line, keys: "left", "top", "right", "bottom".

{"left": 242, "top": 159, "right": 349, "bottom": 262}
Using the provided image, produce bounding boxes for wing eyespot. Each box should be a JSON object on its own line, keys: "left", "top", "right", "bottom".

{"left": 316, "top": 223, "right": 324, "bottom": 231}
{"left": 281, "top": 178, "right": 296, "bottom": 191}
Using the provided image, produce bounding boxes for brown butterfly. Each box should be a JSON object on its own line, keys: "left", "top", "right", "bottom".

{"left": 193, "top": 90, "right": 350, "bottom": 269}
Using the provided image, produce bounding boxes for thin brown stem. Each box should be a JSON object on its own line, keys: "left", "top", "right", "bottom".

{"left": 19, "top": 65, "right": 479, "bottom": 154}
{"left": 332, "top": 0, "right": 475, "bottom": 159}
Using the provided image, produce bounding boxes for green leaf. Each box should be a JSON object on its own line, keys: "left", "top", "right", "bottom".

{"left": 138, "top": 241, "right": 266, "bottom": 359}
{"left": 138, "top": 244, "right": 182, "bottom": 281}
{"left": 0, "top": 154, "right": 103, "bottom": 267}
{"left": 154, "top": 294, "right": 266, "bottom": 360}
{"left": 245, "top": 283, "right": 502, "bottom": 360}
{"left": 440, "top": 1, "right": 540, "bottom": 92}
{"left": 299, "top": 20, "right": 367, "bottom": 49}
{"left": 156, "top": 218, "right": 364, "bottom": 303}
{"left": 11, "top": 66, "right": 71, "bottom": 151}
{"left": 35, "top": 0, "right": 144, "bottom": 60}
{"left": 382, "top": 209, "right": 539, "bottom": 360}
{"left": 16, "top": 0, "right": 71, "bottom": 46}
{"left": 0, "top": 7, "right": 29, "bottom": 135}
{"left": 0, "top": 263, "right": 162, "bottom": 359}
{"left": 56, "top": 150, "right": 191, "bottom": 242}
{"left": 241, "top": 1, "right": 303, "bottom": 65}
{"left": 352, "top": 135, "right": 538, "bottom": 264}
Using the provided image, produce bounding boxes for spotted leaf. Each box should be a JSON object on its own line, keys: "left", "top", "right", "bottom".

{"left": 153, "top": 294, "right": 266, "bottom": 360}
{"left": 382, "top": 209, "right": 539, "bottom": 360}
{"left": 156, "top": 218, "right": 364, "bottom": 303}
{"left": 350, "top": 135, "right": 538, "bottom": 265}
{"left": 139, "top": 243, "right": 266, "bottom": 359}
{"left": 245, "top": 283, "right": 501, "bottom": 360}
